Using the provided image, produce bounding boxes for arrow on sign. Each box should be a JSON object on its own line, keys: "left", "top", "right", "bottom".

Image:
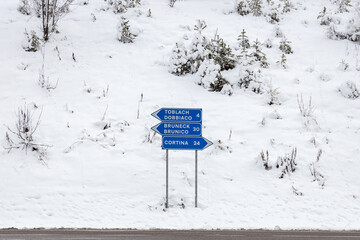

{"left": 151, "top": 108, "right": 202, "bottom": 122}
{"left": 162, "top": 136, "right": 213, "bottom": 150}
{"left": 151, "top": 122, "right": 202, "bottom": 136}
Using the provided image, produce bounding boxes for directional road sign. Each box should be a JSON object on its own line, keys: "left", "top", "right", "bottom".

{"left": 151, "top": 122, "right": 202, "bottom": 136}
{"left": 162, "top": 136, "right": 213, "bottom": 150}
{"left": 151, "top": 108, "right": 202, "bottom": 122}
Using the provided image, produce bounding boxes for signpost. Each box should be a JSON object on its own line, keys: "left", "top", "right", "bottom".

{"left": 151, "top": 108, "right": 202, "bottom": 122}
{"left": 162, "top": 136, "right": 212, "bottom": 150}
{"left": 151, "top": 108, "right": 212, "bottom": 208}
{"left": 151, "top": 122, "right": 202, "bottom": 136}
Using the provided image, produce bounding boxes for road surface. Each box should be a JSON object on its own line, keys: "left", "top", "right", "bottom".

{"left": 0, "top": 229, "right": 360, "bottom": 240}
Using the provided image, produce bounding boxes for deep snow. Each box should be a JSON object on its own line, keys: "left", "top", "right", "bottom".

{"left": 0, "top": 0, "right": 359, "bottom": 230}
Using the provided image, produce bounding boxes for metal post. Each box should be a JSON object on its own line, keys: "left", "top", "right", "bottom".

{"left": 166, "top": 149, "right": 169, "bottom": 208}
{"left": 195, "top": 150, "right": 198, "bottom": 208}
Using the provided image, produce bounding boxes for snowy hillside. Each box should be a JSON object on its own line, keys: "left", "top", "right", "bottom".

{"left": 0, "top": 0, "right": 360, "bottom": 230}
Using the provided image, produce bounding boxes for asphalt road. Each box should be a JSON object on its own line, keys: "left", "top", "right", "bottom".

{"left": 0, "top": 229, "right": 360, "bottom": 240}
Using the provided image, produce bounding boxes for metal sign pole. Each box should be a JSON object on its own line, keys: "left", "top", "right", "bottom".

{"left": 151, "top": 108, "right": 212, "bottom": 209}
{"left": 195, "top": 150, "right": 198, "bottom": 208}
{"left": 166, "top": 149, "right": 169, "bottom": 208}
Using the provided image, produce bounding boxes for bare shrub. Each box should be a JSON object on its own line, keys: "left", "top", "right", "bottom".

{"left": 39, "top": 48, "right": 58, "bottom": 91}
{"left": 213, "top": 139, "right": 232, "bottom": 153}
{"left": 4, "top": 104, "right": 51, "bottom": 160}
{"left": 32, "top": 0, "right": 74, "bottom": 41}
{"left": 260, "top": 150, "right": 272, "bottom": 170}
{"left": 297, "top": 94, "right": 319, "bottom": 129}
{"left": 143, "top": 129, "right": 157, "bottom": 143}
{"left": 297, "top": 94, "right": 315, "bottom": 117}
{"left": 276, "top": 147, "right": 297, "bottom": 178}
{"left": 309, "top": 149, "right": 325, "bottom": 187}
{"left": 292, "top": 186, "right": 303, "bottom": 196}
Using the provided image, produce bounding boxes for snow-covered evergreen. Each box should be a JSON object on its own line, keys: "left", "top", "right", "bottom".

{"left": 117, "top": 17, "right": 135, "bottom": 43}
{"left": 169, "top": 42, "right": 191, "bottom": 75}
{"left": 22, "top": 30, "right": 41, "bottom": 52}
{"left": 207, "top": 33, "right": 237, "bottom": 71}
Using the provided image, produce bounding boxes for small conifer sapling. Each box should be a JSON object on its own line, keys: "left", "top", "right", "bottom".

{"left": 279, "top": 37, "right": 293, "bottom": 54}
{"left": 170, "top": 42, "right": 191, "bottom": 75}
{"left": 188, "top": 20, "right": 209, "bottom": 73}
{"left": 250, "top": 39, "right": 269, "bottom": 68}
{"left": 238, "top": 29, "right": 251, "bottom": 49}
{"left": 236, "top": 0, "right": 251, "bottom": 16}
{"left": 277, "top": 53, "right": 287, "bottom": 69}
{"left": 207, "top": 33, "right": 236, "bottom": 71}
{"left": 250, "top": 0, "right": 263, "bottom": 16}
{"left": 117, "top": 17, "right": 135, "bottom": 43}
{"left": 23, "top": 30, "right": 41, "bottom": 52}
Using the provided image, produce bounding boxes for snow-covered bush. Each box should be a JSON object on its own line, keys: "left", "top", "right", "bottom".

{"left": 336, "top": 0, "right": 352, "bottom": 13}
{"left": 318, "top": 0, "right": 360, "bottom": 42}
{"left": 169, "top": 42, "right": 191, "bottom": 75}
{"left": 235, "top": 0, "right": 293, "bottom": 22}
{"left": 250, "top": 0, "right": 262, "bottom": 17}
{"left": 170, "top": 20, "right": 236, "bottom": 95}
{"left": 18, "top": 0, "right": 31, "bottom": 15}
{"left": 236, "top": 0, "right": 251, "bottom": 16}
{"left": 106, "top": 0, "right": 141, "bottom": 14}
{"left": 169, "top": 21, "right": 272, "bottom": 95}
{"left": 22, "top": 30, "right": 41, "bottom": 52}
{"left": 112, "top": 0, "right": 126, "bottom": 13}
{"left": 266, "top": 9, "right": 280, "bottom": 24}
{"left": 317, "top": 7, "right": 340, "bottom": 26}
{"left": 188, "top": 20, "right": 210, "bottom": 73}
{"left": 238, "top": 69, "right": 263, "bottom": 93}
{"left": 117, "top": 17, "right": 135, "bottom": 43}
{"left": 197, "top": 59, "right": 232, "bottom": 95}
{"left": 339, "top": 81, "right": 359, "bottom": 99}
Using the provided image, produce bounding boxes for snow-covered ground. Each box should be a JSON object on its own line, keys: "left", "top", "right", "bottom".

{"left": 0, "top": 0, "right": 359, "bottom": 230}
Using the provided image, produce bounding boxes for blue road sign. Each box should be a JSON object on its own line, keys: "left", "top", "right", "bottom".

{"left": 162, "top": 136, "right": 213, "bottom": 150}
{"left": 151, "top": 108, "right": 202, "bottom": 122}
{"left": 151, "top": 122, "right": 202, "bottom": 136}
